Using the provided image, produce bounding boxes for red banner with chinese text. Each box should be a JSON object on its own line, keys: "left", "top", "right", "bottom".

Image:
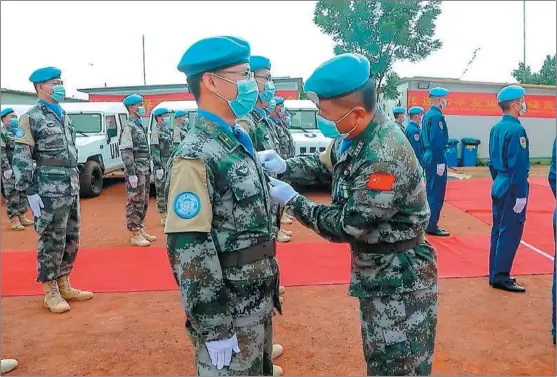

{"left": 407, "top": 90, "right": 556, "bottom": 118}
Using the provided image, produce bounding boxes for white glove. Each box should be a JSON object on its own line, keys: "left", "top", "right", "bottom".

{"left": 436, "top": 164, "right": 445, "bottom": 176}
{"left": 27, "top": 194, "right": 44, "bottom": 218}
{"left": 257, "top": 150, "right": 287, "bottom": 174}
{"left": 513, "top": 198, "right": 527, "bottom": 214}
{"left": 205, "top": 334, "right": 241, "bottom": 370}
{"left": 269, "top": 177, "right": 298, "bottom": 206}
{"left": 155, "top": 169, "right": 164, "bottom": 180}
{"left": 128, "top": 175, "right": 138, "bottom": 188}
{"left": 3, "top": 169, "right": 12, "bottom": 180}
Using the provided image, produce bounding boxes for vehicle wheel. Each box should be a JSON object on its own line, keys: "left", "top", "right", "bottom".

{"left": 79, "top": 160, "right": 103, "bottom": 198}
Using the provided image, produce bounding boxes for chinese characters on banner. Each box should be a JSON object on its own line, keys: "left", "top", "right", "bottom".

{"left": 407, "top": 91, "right": 556, "bottom": 118}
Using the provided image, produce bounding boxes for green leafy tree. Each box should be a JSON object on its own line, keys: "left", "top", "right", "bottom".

{"left": 512, "top": 54, "right": 556, "bottom": 86}
{"left": 313, "top": 0, "right": 443, "bottom": 101}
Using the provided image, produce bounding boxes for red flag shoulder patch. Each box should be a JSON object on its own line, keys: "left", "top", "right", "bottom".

{"left": 366, "top": 173, "right": 396, "bottom": 191}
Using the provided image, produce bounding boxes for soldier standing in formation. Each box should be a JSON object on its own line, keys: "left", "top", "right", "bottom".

{"left": 1, "top": 108, "right": 33, "bottom": 231}
{"left": 13, "top": 66, "right": 93, "bottom": 313}
{"left": 120, "top": 94, "right": 157, "bottom": 247}
{"left": 150, "top": 107, "right": 173, "bottom": 226}
{"left": 404, "top": 106, "right": 425, "bottom": 169}
{"left": 173, "top": 110, "right": 189, "bottom": 149}
{"left": 259, "top": 53, "right": 438, "bottom": 376}
{"left": 392, "top": 106, "right": 406, "bottom": 132}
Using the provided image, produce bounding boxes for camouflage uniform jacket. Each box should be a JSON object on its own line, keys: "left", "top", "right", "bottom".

{"left": 1, "top": 125, "right": 15, "bottom": 170}
{"left": 282, "top": 121, "right": 435, "bottom": 298}
{"left": 13, "top": 103, "right": 79, "bottom": 197}
{"left": 119, "top": 117, "right": 151, "bottom": 176}
{"left": 271, "top": 115, "right": 296, "bottom": 159}
{"left": 239, "top": 107, "right": 279, "bottom": 152}
{"left": 150, "top": 123, "right": 173, "bottom": 171}
{"left": 172, "top": 125, "right": 187, "bottom": 150}
{"left": 164, "top": 111, "right": 279, "bottom": 343}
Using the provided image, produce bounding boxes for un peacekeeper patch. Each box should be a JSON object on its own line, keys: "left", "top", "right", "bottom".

{"left": 174, "top": 192, "right": 201, "bottom": 219}
{"left": 14, "top": 128, "right": 24, "bottom": 138}
{"left": 439, "top": 121, "right": 443, "bottom": 130}
{"left": 14, "top": 114, "right": 34, "bottom": 146}
{"left": 366, "top": 172, "right": 396, "bottom": 191}
{"left": 519, "top": 136, "right": 527, "bottom": 149}
{"left": 414, "top": 133, "right": 420, "bottom": 141}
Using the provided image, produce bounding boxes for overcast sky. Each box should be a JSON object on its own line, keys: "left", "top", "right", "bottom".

{"left": 1, "top": 1, "right": 555, "bottom": 99}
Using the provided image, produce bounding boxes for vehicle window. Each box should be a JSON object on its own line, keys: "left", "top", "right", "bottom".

{"left": 68, "top": 113, "right": 102, "bottom": 133}
{"left": 287, "top": 110, "right": 317, "bottom": 130}
{"left": 118, "top": 113, "right": 128, "bottom": 127}
{"left": 105, "top": 115, "right": 117, "bottom": 132}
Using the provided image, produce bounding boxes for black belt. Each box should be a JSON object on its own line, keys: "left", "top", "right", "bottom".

{"left": 352, "top": 233, "right": 425, "bottom": 254}
{"left": 36, "top": 158, "right": 77, "bottom": 168}
{"left": 219, "top": 241, "right": 276, "bottom": 268}
{"left": 134, "top": 152, "right": 150, "bottom": 158}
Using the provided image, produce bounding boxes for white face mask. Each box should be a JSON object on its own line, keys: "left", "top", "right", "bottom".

{"left": 518, "top": 101, "right": 527, "bottom": 116}
{"left": 440, "top": 99, "right": 448, "bottom": 108}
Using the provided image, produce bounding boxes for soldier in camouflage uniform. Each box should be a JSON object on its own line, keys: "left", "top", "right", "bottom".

{"left": 12, "top": 67, "right": 93, "bottom": 313}
{"left": 166, "top": 36, "right": 282, "bottom": 376}
{"left": 393, "top": 107, "right": 406, "bottom": 132}
{"left": 150, "top": 107, "right": 173, "bottom": 226}
{"left": 120, "top": 94, "right": 157, "bottom": 247}
{"left": 173, "top": 110, "right": 189, "bottom": 150}
{"left": 1, "top": 108, "right": 33, "bottom": 231}
{"left": 260, "top": 54, "right": 438, "bottom": 376}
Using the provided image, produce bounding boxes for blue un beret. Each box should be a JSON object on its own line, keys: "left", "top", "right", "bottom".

{"left": 177, "top": 36, "right": 250, "bottom": 77}
{"left": 497, "top": 85, "right": 526, "bottom": 103}
{"left": 29, "top": 66, "right": 62, "bottom": 84}
{"left": 123, "top": 94, "right": 143, "bottom": 106}
{"left": 175, "top": 110, "right": 187, "bottom": 118}
{"left": 429, "top": 87, "right": 449, "bottom": 97}
{"left": 153, "top": 108, "right": 169, "bottom": 118}
{"left": 408, "top": 106, "right": 424, "bottom": 115}
{"left": 304, "top": 53, "right": 370, "bottom": 102}
{"left": 1, "top": 108, "right": 14, "bottom": 119}
{"left": 249, "top": 55, "right": 271, "bottom": 71}
{"left": 274, "top": 96, "right": 284, "bottom": 105}
{"left": 393, "top": 107, "right": 406, "bottom": 115}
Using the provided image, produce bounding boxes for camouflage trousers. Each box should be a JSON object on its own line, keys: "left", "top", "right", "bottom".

{"left": 154, "top": 171, "right": 167, "bottom": 214}
{"left": 187, "top": 317, "right": 274, "bottom": 376}
{"left": 359, "top": 286, "right": 438, "bottom": 376}
{"left": 126, "top": 174, "right": 150, "bottom": 231}
{"left": 35, "top": 195, "right": 80, "bottom": 283}
{"left": 2, "top": 176, "right": 28, "bottom": 218}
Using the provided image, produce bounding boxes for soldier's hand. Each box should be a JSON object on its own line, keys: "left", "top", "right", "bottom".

{"left": 269, "top": 177, "right": 298, "bottom": 206}
{"left": 205, "top": 333, "right": 241, "bottom": 370}
{"left": 155, "top": 169, "right": 164, "bottom": 180}
{"left": 27, "top": 194, "right": 44, "bottom": 218}
{"left": 513, "top": 198, "right": 527, "bottom": 214}
{"left": 3, "top": 169, "right": 12, "bottom": 180}
{"left": 436, "top": 163, "right": 445, "bottom": 176}
{"left": 257, "top": 150, "right": 287, "bottom": 174}
{"left": 128, "top": 175, "right": 138, "bottom": 188}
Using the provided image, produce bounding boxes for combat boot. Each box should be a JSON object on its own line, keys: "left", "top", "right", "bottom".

{"left": 160, "top": 213, "right": 167, "bottom": 227}
{"left": 273, "top": 365, "right": 283, "bottom": 376}
{"left": 58, "top": 274, "right": 94, "bottom": 301}
{"left": 280, "top": 214, "right": 293, "bottom": 225}
{"left": 140, "top": 228, "right": 157, "bottom": 242}
{"left": 131, "top": 231, "right": 150, "bottom": 247}
{"left": 277, "top": 230, "right": 291, "bottom": 243}
{"left": 9, "top": 216, "right": 24, "bottom": 231}
{"left": 43, "top": 280, "right": 70, "bottom": 313}
{"left": 18, "top": 214, "right": 34, "bottom": 226}
{"left": 272, "top": 344, "right": 283, "bottom": 360}
{"left": 0, "top": 359, "right": 18, "bottom": 374}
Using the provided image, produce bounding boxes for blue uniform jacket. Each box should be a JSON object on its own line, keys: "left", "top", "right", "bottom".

{"left": 488, "top": 114, "right": 530, "bottom": 199}
{"left": 421, "top": 106, "right": 448, "bottom": 166}
{"left": 404, "top": 121, "right": 424, "bottom": 167}
{"left": 549, "top": 138, "right": 556, "bottom": 198}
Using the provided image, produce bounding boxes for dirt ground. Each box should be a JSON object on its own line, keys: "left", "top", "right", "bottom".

{"left": 1, "top": 168, "right": 556, "bottom": 376}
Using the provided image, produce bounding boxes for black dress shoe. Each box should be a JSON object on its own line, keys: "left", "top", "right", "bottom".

{"left": 492, "top": 279, "right": 526, "bottom": 293}
{"left": 426, "top": 229, "right": 450, "bottom": 237}
{"left": 490, "top": 277, "right": 516, "bottom": 286}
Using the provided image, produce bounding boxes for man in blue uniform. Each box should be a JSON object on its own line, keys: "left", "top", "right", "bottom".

{"left": 488, "top": 85, "right": 530, "bottom": 293}
{"left": 421, "top": 87, "right": 450, "bottom": 237}
{"left": 405, "top": 106, "right": 425, "bottom": 168}
{"left": 549, "top": 137, "right": 556, "bottom": 343}
{"left": 392, "top": 106, "right": 406, "bottom": 132}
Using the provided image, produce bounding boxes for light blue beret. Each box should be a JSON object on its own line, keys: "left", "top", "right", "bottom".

{"left": 1, "top": 108, "right": 14, "bottom": 119}
{"left": 249, "top": 55, "right": 272, "bottom": 71}
{"left": 153, "top": 108, "right": 169, "bottom": 117}
{"left": 304, "top": 53, "right": 370, "bottom": 101}
{"left": 274, "top": 96, "right": 284, "bottom": 105}
{"left": 393, "top": 107, "right": 406, "bottom": 115}
{"left": 175, "top": 110, "right": 187, "bottom": 118}
{"left": 497, "top": 85, "right": 526, "bottom": 102}
{"left": 123, "top": 94, "right": 143, "bottom": 106}
{"left": 429, "top": 87, "right": 449, "bottom": 97}
{"left": 29, "top": 66, "right": 61, "bottom": 84}
{"left": 408, "top": 106, "right": 425, "bottom": 115}
{"left": 177, "top": 36, "right": 250, "bottom": 77}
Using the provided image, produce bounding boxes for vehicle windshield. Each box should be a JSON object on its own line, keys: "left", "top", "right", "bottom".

{"left": 68, "top": 113, "right": 102, "bottom": 133}
{"left": 286, "top": 110, "right": 317, "bottom": 130}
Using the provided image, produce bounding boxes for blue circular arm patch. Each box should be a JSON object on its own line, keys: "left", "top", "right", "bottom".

{"left": 14, "top": 128, "right": 24, "bottom": 138}
{"left": 173, "top": 192, "right": 201, "bottom": 219}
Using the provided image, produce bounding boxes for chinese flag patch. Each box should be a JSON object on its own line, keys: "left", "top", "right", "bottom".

{"left": 366, "top": 173, "right": 396, "bottom": 191}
